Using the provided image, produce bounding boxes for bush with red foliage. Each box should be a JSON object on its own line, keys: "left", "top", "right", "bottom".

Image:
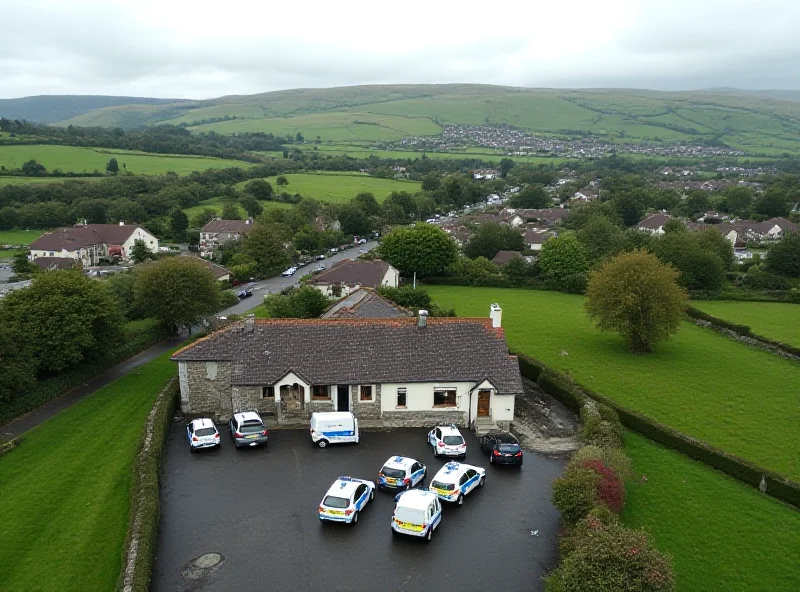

{"left": 581, "top": 459, "right": 625, "bottom": 514}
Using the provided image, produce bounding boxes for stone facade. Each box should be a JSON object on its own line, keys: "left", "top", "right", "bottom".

{"left": 382, "top": 409, "right": 467, "bottom": 428}
{"left": 181, "top": 361, "right": 234, "bottom": 419}
{"left": 350, "top": 384, "right": 382, "bottom": 420}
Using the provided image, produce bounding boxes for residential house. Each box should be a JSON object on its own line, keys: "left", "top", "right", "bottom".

{"left": 473, "top": 169, "right": 499, "bottom": 180}
{"left": 688, "top": 217, "right": 796, "bottom": 245}
{"left": 321, "top": 287, "right": 412, "bottom": 319}
{"left": 491, "top": 251, "right": 524, "bottom": 266}
{"left": 199, "top": 218, "right": 256, "bottom": 252}
{"left": 637, "top": 213, "right": 673, "bottom": 235}
{"left": 170, "top": 305, "right": 522, "bottom": 430}
{"left": 28, "top": 222, "right": 158, "bottom": 267}
{"left": 523, "top": 229, "right": 554, "bottom": 251}
{"left": 509, "top": 208, "right": 570, "bottom": 227}
{"left": 307, "top": 259, "right": 399, "bottom": 298}
{"left": 573, "top": 189, "right": 598, "bottom": 202}
{"left": 180, "top": 255, "right": 232, "bottom": 282}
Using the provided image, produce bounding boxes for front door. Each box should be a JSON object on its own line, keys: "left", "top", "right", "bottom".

{"left": 337, "top": 385, "right": 350, "bottom": 412}
{"left": 477, "top": 390, "right": 491, "bottom": 417}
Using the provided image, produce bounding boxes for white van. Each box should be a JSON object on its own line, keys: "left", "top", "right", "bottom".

{"left": 309, "top": 412, "right": 359, "bottom": 448}
{"left": 391, "top": 490, "right": 442, "bottom": 542}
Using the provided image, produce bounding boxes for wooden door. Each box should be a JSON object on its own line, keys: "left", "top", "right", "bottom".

{"left": 477, "top": 390, "right": 490, "bottom": 417}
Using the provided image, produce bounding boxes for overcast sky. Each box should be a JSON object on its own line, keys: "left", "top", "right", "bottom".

{"left": 2, "top": 0, "right": 799, "bottom": 99}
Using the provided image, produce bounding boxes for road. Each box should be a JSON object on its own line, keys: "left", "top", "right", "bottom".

{"left": 218, "top": 241, "right": 378, "bottom": 316}
{"left": 152, "top": 427, "right": 565, "bottom": 592}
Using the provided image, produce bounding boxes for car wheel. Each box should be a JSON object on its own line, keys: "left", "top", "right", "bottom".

{"left": 489, "top": 452, "right": 494, "bottom": 463}
{"left": 352, "top": 511, "right": 359, "bottom": 525}
{"left": 189, "top": 445, "right": 196, "bottom": 453}
{"left": 317, "top": 439, "right": 329, "bottom": 449}
{"left": 479, "top": 476, "right": 485, "bottom": 487}
{"left": 425, "top": 527, "right": 433, "bottom": 542}
{"left": 457, "top": 494, "right": 464, "bottom": 506}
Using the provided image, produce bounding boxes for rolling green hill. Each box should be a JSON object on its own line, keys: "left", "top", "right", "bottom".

{"left": 0, "top": 95, "right": 179, "bottom": 124}
{"left": 41, "top": 85, "right": 800, "bottom": 155}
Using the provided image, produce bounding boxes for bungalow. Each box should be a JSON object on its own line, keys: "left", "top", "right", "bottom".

{"left": 321, "top": 288, "right": 412, "bottom": 319}
{"left": 573, "top": 189, "right": 598, "bottom": 202}
{"left": 199, "top": 218, "right": 255, "bottom": 252}
{"left": 171, "top": 305, "right": 522, "bottom": 431}
{"left": 523, "top": 228, "right": 554, "bottom": 251}
{"left": 637, "top": 213, "right": 672, "bottom": 235}
{"left": 491, "top": 251, "right": 524, "bottom": 266}
{"left": 29, "top": 222, "right": 158, "bottom": 267}
{"left": 307, "top": 259, "right": 399, "bottom": 298}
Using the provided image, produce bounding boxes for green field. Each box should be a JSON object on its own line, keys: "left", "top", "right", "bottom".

{"left": 0, "top": 229, "right": 45, "bottom": 245}
{"left": 182, "top": 197, "right": 292, "bottom": 219}
{"left": 693, "top": 301, "right": 800, "bottom": 347}
{"left": 0, "top": 351, "right": 177, "bottom": 592}
{"left": 0, "top": 145, "right": 252, "bottom": 176}
{"left": 425, "top": 286, "right": 800, "bottom": 480}
{"left": 623, "top": 432, "right": 800, "bottom": 592}
{"left": 238, "top": 173, "right": 421, "bottom": 203}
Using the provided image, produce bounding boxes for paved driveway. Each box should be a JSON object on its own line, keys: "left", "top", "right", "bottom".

{"left": 152, "top": 424, "right": 565, "bottom": 592}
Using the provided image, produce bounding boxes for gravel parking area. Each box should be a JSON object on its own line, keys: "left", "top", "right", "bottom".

{"left": 152, "top": 423, "right": 566, "bottom": 592}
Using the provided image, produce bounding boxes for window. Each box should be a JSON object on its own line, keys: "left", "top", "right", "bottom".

{"left": 396, "top": 388, "right": 407, "bottom": 408}
{"left": 433, "top": 389, "right": 457, "bottom": 407}
{"left": 312, "top": 385, "right": 329, "bottom": 400}
{"left": 360, "top": 385, "right": 373, "bottom": 402}
{"left": 262, "top": 386, "right": 274, "bottom": 399}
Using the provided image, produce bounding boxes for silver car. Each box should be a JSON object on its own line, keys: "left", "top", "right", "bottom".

{"left": 229, "top": 411, "right": 269, "bottom": 448}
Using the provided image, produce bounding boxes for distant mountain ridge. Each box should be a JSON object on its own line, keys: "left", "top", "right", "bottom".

{"left": 0, "top": 95, "right": 182, "bottom": 124}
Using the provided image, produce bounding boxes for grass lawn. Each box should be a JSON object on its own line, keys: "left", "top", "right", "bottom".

{"left": 425, "top": 286, "right": 800, "bottom": 480}
{"left": 0, "top": 229, "right": 45, "bottom": 245}
{"left": 0, "top": 144, "right": 252, "bottom": 176}
{"left": 237, "top": 172, "right": 421, "bottom": 203}
{"left": 692, "top": 301, "right": 800, "bottom": 347}
{"left": 182, "top": 197, "right": 292, "bottom": 219}
{"left": 0, "top": 351, "right": 178, "bottom": 592}
{"left": 623, "top": 432, "right": 800, "bottom": 592}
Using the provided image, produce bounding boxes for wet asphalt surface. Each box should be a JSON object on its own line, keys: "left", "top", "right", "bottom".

{"left": 152, "top": 424, "right": 566, "bottom": 592}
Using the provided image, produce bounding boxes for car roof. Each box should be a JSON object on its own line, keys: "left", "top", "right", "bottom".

{"left": 487, "top": 431, "right": 519, "bottom": 444}
{"left": 395, "top": 489, "right": 438, "bottom": 510}
{"left": 432, "top": 462, "right": 481, "bottom": 483}
{"left": 325, "top": 477, "right": 366, "bottom": 499}
{"left": 235, "top": 411, "right": 262, "bottom": 423}
{"left": 382, "top": 456, "right": 417, "bottom": 470}
{"left": 190, "top": 418, "right": 216, "bottom": 430}
{"left": 437, "top": 425, "right": 462, "bottom": 436}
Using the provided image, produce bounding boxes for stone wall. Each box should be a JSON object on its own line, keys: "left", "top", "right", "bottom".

{"left": 184, "top": 361, "right": 232, "bottom": 419}
{"left": 692, "top": 319, "right": 800, "bottom": 363}
{"left": 351, "top": 384, "right": 381, "bottom": 420}
{"left": 382, "top": 409, "right": 466, "bottom": 428}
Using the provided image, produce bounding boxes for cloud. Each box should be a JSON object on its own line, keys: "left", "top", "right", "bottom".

{"left": 1, "top": 0, "right": 799, "bottom": 99}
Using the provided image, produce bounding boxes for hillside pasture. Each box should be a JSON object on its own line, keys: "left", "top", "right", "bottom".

{"left": 0, "top": 229, "right": 45, "bottom": 245}
{"left": 237, "top": 173, "right": 421, "bottom": 203}
{"left": 0, "top": 145, "right": 251, "bottom": 176}
{"left": 182, "top": 197, "right": 292, "bottom": 220}
{"left": 424, "top": 286, "right": 800, "bottom": 480}
{"left": 692, "top": 301, "right": 800, "bottom": 347}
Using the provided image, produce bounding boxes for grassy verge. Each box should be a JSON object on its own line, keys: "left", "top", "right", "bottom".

{"left": 0, "top": 350, "right": 178, "bottom": 592}
{"left": 692, "top": 301, "right": 800, "bottom": 347}
{"left": 425, "top": 286, "right": 800, "bottom": 481}
{"left": 622, "top": 432, "right": 800, "bottom": 592}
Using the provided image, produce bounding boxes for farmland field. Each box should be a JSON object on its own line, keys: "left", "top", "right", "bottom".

{"left": 425, "top": 286, "right": 800, "bottom": 480}
{"left": 0, "top": 229, "right": 46, "bottom": 245}
{"left": 237, "top": 173, "right": 421, "bottom": 203}
{"left": 623, "top": 432, "right": 800, "bottom": 592}
{"left": 0, "top": 145, "right": 251, "bottom": 176}
{"left": 182, "top": 197, "right": 292, "bottom": 219}
{"left": 692, "top": 301, "right": 800, "bottom": 347}
{"left": 0, "top": 350, "right": 177, "bottom": 592}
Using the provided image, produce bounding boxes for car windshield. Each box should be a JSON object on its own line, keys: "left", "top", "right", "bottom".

{"left": 500, "top": 443, "right": 520, "bottom": 452}
{"left": 240, "top": 422, "right": 264, "bottom": 434}
{"left": 381, "top": 467, "right": 405, "bottom": 479}
{"left": 431, "top": 480, "right": 456, "bottom": 491}
{"left": 323, "top": 495, "right": 350, "bottom": 509}
{"left": 195, "top": 427, "right": 216, "bottom": 437}
{"left": 395, "top": 507, "right": 425, "bottom": 524}
{"left": 443, "top": 436, "right": 464, "bottom": 445}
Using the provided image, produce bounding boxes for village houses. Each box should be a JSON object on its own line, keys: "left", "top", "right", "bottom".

{"left": 199, "top": 218, "right": 256, "bottom": 253}
{"left": 306, "top": 259, "right": 399, "bottom": 297}
{"left": 28, "top": 222, "right": 159, "bottom": 266}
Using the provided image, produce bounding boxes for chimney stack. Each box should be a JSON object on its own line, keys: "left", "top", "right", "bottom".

{"left": 119, "top": 220, "right": 125, "bottom": 226}
{"left": 490, "top": 303, "right": 502, "bottom": 328}
{"left": 418, "top": 310, "right": 428, "bottom": 328}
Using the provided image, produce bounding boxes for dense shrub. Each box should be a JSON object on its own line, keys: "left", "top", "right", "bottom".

{"left": 580, "top": 406, "right": 624, "bottom": 449}
{"left": 741, "top": 268, "right": 792, "bottom": 290}
{"left": 546, "top": 517, "right": 675, "bottom": 592}
{"left": 552, "top": 467, "right": 601, "bottom": 525}
{"left": 571, "top": 445, "right": 632, "bottom": 481}
{"left": 581, "top": 459, "right": 625, "bottom": 514}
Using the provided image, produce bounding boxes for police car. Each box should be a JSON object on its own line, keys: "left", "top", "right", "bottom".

{"left": 378, "top": 456, "right": 427, "bottom": 491}
{"left": 429, "top": 461, "right": 486, "bottom": 506}
{"left": 186, "top": 418, "right": 220, "bottom": 451}
{"left": 318, "top": 476, "right": 376, "bottom": 525}
{"left": 427, "top": 424, "right": 467, "bottom": 458}
{"left": 391, "top": 489, "right": 442, "bottom": 542}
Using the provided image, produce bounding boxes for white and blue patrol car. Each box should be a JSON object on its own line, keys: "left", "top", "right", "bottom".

{"left": 391, "top": 489, "right": 442, "bottom": 542}
{"left": 378, "top": 456, "right": 427, "bottom": 491}
{"left": 428, "top": 424, "right": 467, "bottom": 458}
{"left": 318, "top": 476, "right": 375, "bottom": 525}
{"left": 429, "top": 461, "right": 486, "bottom": 506}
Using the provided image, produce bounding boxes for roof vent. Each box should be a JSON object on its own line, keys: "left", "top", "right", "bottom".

{"left": 490, "top": 303, "right": 502, "bottom": 328}
{"left": 418, "top": 310, "right": 428, "bottom": 327}
{"left": 245, "top": 314, "right": 255, "bottom": 333}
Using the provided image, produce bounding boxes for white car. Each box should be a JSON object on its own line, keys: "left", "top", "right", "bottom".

{"left": 428, "top": 424, "right": 467, "bottom": 458}
{"left": 186, "top": 418, "right": 220, "bottom": 452}
{"left": 391, "top": 489, "right": 442, "bottom": 541}
{"left": 318, "top": 476, "right": 375, "bottom": 525}
{"left": 429, "top": 461, "right": 486, "bottom": 506}
{"left": 281, "top": 267, "right": 297, "bottom": 277}
{"left": 357, "top": 238, "right": 367, "bottom": 244}
{"left": 378, "top": 456, "right": 427, "bottom": 491}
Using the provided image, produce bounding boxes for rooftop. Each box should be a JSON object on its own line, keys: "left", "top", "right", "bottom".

{"left": 29, "top": 224, "right": 147, "bottom": 252}
{"left": 200, "top": 219, "right": 255, "bottom": 234}
{"left": 321, "top": 288, "right": 412, "bottom": 319}
{"left": 307, "top": 259, "right": 394, "bottom": 289}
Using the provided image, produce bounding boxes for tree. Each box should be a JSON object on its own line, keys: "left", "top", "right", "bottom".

{"left": 754, "top": 189, "right": 790, "bottom": 218}
{"left": 190, "top": 207, "right": 218, "bottom": 229}
{"left": 238, "top": 194, "right": 264, "bottom": 218}
{"left": 352, "top": 192, "right": 380, "bottom": 216}
{"left": 586, "top": 250, "right": 685, "bottom": 353}
{"left": 106, "top": 158, "right": 119, "bottom": 175}
{"left": 276, "top": 175, "right": 289, "bottom": 186}
{"left": 682, "top": 191, "right": 710, "bottom": 217}
{"left": 244, "top": 179, "right": 273, "bottom": 200}
{"left": 576, "top": 216, "right": 625, "bottom": 265}
{"left": 464, "top": 222, "right": 524, "bottom": 260}
{"left": 169, "top": 208, "right": 189, "bottom": 241}
{"left": 612, "top": 193, "right": 646, "bottom": 227}
{"left": 662, "top": 218, "right": 686, "bottom": 234}
{"left": 764, "top": 232, "right": 800, "bottom": 277}
{"left": 295, "top": 132, "right": 304, "bottom": 142}
{"left": 508, "top": 185, "right": 550, "bottom": 209}
{"left": 134, "top": 257, "right": 219, "bottom": 334}
{"left": 0, "top": 270, "right": 123, "bottom": 372}
{"left": 226, "top": 253, "right": 259, "bottom": 282}
{"left": 499, "top": 158, "right": 515, "bottom": 178}
{"left": 538, "top": 232, "right": 590, "bottom": 293}
{"left": 21, "top": 159, "right": 46, "bottom": 176}
{"left": 242, "top": 223, "right": 293, "bottom": 275}
{"left": 221, "top": 202, "right": 241, "bottom": 220}
{"left": 502, "top": 256, "right": 536, "bottom": 286}
{"left": 11, "top": 251, "right": 35, "bottom": 275}
{"left": 421, "top": 173, "right": 441, "bottom": 192}
{"left": 0, "top": 321, "right": 37, "bottom": 404}
{"left": 264, "top": 286, "right": 329, "bottom": 318}
{"left": 130, "top": 238, "right": 155, "bottom": 264}
{"left": 653, "top": 232, "right": 725, "bottom": 291}
{"left": 378, "top": 223, "right": 458, "bottom": 277}
{"left": 695, "top": 229, "right": 734, "bottom": 270}
{"left": 338, "top": 204, "right": 371, "bottom": 236}
{"left": 722, "top": 186, "right": 753, "bottom": 217}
